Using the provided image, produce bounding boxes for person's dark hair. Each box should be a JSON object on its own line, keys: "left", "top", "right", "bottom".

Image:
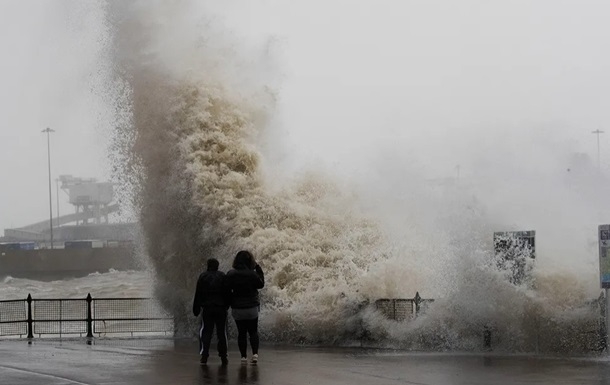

{"left": 232, "top": 250, "right": 255, "bottom": 269}
{"left": 207, "top": 258, "right": 219, "bottom": 271}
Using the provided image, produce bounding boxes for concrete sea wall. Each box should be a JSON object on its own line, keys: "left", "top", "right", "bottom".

{"left": 0, "top": 247, "right": 141, "bottom": 280}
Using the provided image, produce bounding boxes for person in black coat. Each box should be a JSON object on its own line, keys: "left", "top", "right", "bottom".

{"left": 193, "top": 258, "right": 229, "bottom": 365}
{"left": 225, "top": 250, "right": 264, "bottom": 364}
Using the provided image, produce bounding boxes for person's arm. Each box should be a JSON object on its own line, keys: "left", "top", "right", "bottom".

{"left": 254, "top": 264, "right": 265, "bottom": 289}
{"left": 221, "top": 273, "right": 231, "bottom": 310}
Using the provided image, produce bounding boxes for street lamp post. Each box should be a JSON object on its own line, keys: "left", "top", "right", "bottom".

{"left": 42, "top": 128, "right": 55, "bottom": 249}
{"left": 56, "top": 178, "right": 60, "bottom": 228}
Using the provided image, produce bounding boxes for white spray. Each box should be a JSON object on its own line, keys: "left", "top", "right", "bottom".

{"left": 105, "top": 0, "right": 609, "bottom": 352}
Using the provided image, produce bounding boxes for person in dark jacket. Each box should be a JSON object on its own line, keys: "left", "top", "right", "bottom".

{"left": 225, "top": 250, "right": 264, "bottom": 364}
{"left": 193, "top": 258, "right": 229, "bottom": 365}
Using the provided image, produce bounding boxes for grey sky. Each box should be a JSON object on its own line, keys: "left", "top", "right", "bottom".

{"left": 249, "top": 0, "right": 610, "bottom": 177}
{"left": 0, "top": 1, "right": 109, "bottom": 230}
{"left": 1, "top": 0, "right": 610, "bottom": 246}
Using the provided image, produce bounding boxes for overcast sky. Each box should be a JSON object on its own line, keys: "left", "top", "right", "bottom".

{"left": 0, "top": 1, "right": 109, "bottom": 230}
{"left": 1, "top": 0, "right": 610, "bottom": 236}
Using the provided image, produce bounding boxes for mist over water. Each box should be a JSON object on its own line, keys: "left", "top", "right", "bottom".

{"left": 103, "top": 1, "right": 610, "bottom": 351}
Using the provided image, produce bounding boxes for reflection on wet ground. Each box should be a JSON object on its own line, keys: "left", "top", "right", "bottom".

{"left": 1, "top": 339, "right": 610, "bottom": 384}
{"left": 198, "top": 363, "right": 259, "bottom": 384}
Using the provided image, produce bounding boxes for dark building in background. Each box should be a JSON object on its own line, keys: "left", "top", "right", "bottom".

{"left": 493, "top": 231, "right": 536, "bottom": 285}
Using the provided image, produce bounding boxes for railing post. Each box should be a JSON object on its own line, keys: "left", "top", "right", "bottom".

{"left": 86, "top": 293, "right": 93, "bottom": 338}
{"left": 484, "top": 325, "right": 492, "bottom": 350}
{"left": 599, "top": 291, "right": 607, "bottom": 352}
{"left": 174, "top": 314, "right": 180, "bottom": 337}
{"left": 27, "top": 294, "right": 33, "bottom": 339}
{"left": 414, "top": 292, "right": 422, "bottom": 317}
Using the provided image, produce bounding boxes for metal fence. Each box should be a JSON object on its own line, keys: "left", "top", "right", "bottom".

{"left": 375, "top": 292, "right": 434, "bottom": 321}
{"left": 0, "top": 299, "right": 27, "bottom": 336}
{"left": 0, "top": 294, "right": 173, "bottom": 338}
{"left": 375, "top": 291, "right": 606, "bottom": 352}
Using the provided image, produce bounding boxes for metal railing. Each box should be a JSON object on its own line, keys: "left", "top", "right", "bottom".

{"left": 0, "top": 294, "right": 173, "bottom": 338}
{"left": 375, "top": 292, "right": 434, "bottom": 321}
{"left": 375, "top": 291, "right": 606, "bottom": 352}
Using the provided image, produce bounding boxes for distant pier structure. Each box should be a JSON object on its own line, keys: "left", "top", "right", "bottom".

{"left": 0, "top": 176, "right": 139, "bottom": 279}
{"left": 60, "top": 175, "right": 114, "bottom": 225}
{"left": 1, "top": 175, "right": 135, "bottom": 249}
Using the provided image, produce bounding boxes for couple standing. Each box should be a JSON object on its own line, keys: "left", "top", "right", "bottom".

{"left": 192, "top": 250, "right": 265, "bottom": 365}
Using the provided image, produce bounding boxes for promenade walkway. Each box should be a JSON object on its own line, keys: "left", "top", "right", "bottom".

{"left": 0, "top": 339, "right": 609, "bottom": 384}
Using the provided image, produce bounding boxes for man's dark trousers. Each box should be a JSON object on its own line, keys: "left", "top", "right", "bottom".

{"left": 199, "top": 308, "right": 228, "bottom": 358}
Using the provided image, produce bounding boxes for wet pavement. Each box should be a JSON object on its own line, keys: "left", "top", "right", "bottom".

{"left": 1, "top": 338, "right": 610, "bottom": 384}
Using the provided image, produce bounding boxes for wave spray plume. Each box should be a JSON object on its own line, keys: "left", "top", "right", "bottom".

{"left": 107, "top": 0, "right": 387, "bottom": 342}
{"left": 107, "top": 0, "right": 602, "bottom": 351}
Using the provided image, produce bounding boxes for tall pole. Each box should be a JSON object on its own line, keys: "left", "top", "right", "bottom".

{"left": 56, "top": 178, "right": 60, "bottom": 228}
{"left": 606, "top": 288, "right": 610, "bottom": 353}
{"left": 593, "top": 129, "right": 605, "bottom": 170}
{"left": 42, "top": 128, "right": 55, "bottom": 249}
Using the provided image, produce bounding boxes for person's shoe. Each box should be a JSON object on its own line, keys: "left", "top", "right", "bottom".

{"left": 200, "top": 355, "right": 208, "bottom": 365}
{"left": 221, "top": 356, "right": 229, "bottom": 366}
{"left": 241, "top": 356, "right": 248, "bottom": 364}
{"left": 251, "top": 354, "right": 258, "bottom": 364}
